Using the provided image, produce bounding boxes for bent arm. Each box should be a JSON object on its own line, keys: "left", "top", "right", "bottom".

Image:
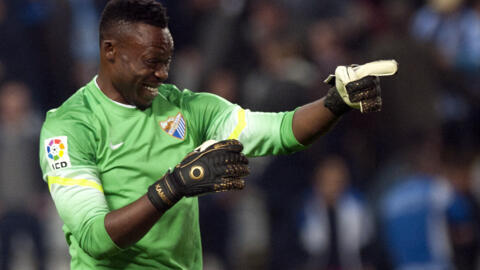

{"left": 40, "top": 117, "right": 166, "bottom": 256}
{"left": 104, "top": 194, "right": 162, "bottom": 248}
{"left": 47, "top": 172, "right": 163, "bottom": 258}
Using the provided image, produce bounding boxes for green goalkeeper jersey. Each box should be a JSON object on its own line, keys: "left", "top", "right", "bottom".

{"left": 39, "top": 77, "right": 305, "bottom": 269}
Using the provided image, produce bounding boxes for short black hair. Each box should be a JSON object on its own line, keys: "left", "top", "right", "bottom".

{"left": 99, "top": 0, "right": 168, "bottom": 41}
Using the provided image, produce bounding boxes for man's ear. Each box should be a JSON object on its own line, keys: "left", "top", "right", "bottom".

{"left": 101, "top": 40, "right": 116, "bottom": 62}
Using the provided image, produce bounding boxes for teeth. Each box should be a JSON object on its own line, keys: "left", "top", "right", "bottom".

{"left": 144, "top": 85, "right": 158, "bottom": 96}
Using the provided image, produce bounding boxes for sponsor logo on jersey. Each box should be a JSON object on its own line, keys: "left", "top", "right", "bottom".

{"left": 45, "top": 136, "right": 72, "bottom": 170}
{"left": 109, "top": 142, "right": 124, "bottom": 150}
{"left": 159, "top": 112, "right": 187, "bottom": 140}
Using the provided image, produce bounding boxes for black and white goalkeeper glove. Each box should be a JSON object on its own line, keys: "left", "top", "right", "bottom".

{"left": 147, "top": 139, "right": 249, "bottom": 212}
{"left": 324, "top": 59, "right": 398, "bottom": 115}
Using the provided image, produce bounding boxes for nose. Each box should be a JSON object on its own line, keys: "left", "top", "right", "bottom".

{"left": 154, "top": 65, "right": 169, "bottom": 82}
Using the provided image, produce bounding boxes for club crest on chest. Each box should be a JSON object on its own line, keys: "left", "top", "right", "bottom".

{"left": 159, "top": 112, "right": 187, "bottom": 140}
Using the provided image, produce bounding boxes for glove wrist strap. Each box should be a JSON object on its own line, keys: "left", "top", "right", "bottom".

{"left": 147, "top": 174, "right": 183, "bottom": 213}
{"left": 324, "top": 87, "right": 351, "bottom": 116}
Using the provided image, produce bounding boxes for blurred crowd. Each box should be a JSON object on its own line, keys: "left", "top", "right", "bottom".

{"left": 0, "top": 0, "right": 479, "bottom": 269}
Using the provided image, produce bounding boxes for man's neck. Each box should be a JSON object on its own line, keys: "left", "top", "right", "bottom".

{"left": 95, "top": 73, "right": 136, "bottom": 108}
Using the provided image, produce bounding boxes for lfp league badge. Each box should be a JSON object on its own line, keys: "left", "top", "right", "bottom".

{"left": 45, "top": 136, "right": 72, "bottom": 170}
{"left": 159, "top": 112, "right": 186, "bottom": 140}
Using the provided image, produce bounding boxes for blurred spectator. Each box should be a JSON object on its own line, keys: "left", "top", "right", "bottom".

{"left": 204, "top": 68, "right": 239, "bottom": 103}
{"left": 0, "top": 0, "right": 49, "bottom": 103}
{"left": 169, "top": 46, "right": 204, "bottom": 91}
{"left": 245, "top": 1, "right": 289, "bottom": 48}
{"left": 228, "top": 185, "right": 269, "bottom": 270}
{"left": 258, "top": 151, "right": 313, "bottom": 270}
{"left": 0, "top": 81, "right": 47, "bottom": 270}
{"left": 410, "top": 0, "right": 480, "bottom": 126}
{"left": 379, "top": 132, "right": 477, "bottom": 270}
{"left": 298, "top": 155, "right": 376, "bottom": 270}
{"left": 440, "top": 126, "right": 480, "bottom": 270}
{"left": 411, "top": 0, "right": 480, "bottom": 73}
{"left": 200, "top": 185, "right": 269, "bottom": 270}
{"left": 192, "top": 0, "right": 245, "bottom": 79}
{"left": 68, "top": 0, "right": 102, "bottom": 88}
{"left": 242, "top": 35, "right": 313, "bottom": 111}
{"left": 279, "top": 0, "right": 351, "bottom": 22}
{"left": 306, "top": 19, "right": 349, "bottom": 87}
{"left": 168, "top": 0, "right": 246, "bottom": 91}
{"left": 199, "top": 193, "right": 235, "bottom": 270}
{"left": 366, "top": 0, "right": 442, "bottom": 158}
{"left": 0, "top": 0, "right": 74, "bottom": 111}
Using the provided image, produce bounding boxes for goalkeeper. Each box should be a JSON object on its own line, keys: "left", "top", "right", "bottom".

{"left": 38, "top": 0, "right": 397, "bottom": 269}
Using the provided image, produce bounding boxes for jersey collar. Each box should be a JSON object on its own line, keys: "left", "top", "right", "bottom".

{"left": 94, "top": 76, "right": 137, "bottom": 109}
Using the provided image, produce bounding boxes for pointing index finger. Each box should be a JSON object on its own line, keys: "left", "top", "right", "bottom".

{"left": 353, "top": 59, "right": 398, "bottom": 79}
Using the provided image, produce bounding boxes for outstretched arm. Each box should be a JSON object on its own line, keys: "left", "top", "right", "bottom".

{"left": 292, "top": 97, "right": 338, "bottom": 145}
{"left": 292, "top": 60, "right": 398, "bottom": 145}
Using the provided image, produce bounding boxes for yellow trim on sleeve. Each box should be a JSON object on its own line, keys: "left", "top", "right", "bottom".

{"left": 227, "top": 109, "right": 246, "bottom": 140}
{"left": 47, "top": 176, "right": 104, "bottom": 193}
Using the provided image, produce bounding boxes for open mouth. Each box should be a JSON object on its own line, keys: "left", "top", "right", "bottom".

{"left": 143, "top": 84, "right": 159, "bottom": 98}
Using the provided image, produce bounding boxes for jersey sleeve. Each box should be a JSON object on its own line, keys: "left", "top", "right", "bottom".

{"left": 39, "top": 110, "right": 122, "bottom": 259}
{"left": 184, "top": 91, "right": 306, "bottom": 157}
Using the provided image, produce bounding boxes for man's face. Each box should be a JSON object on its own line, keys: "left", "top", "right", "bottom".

{"left": 109, "top": 23, "right": 173, "bottom": 110}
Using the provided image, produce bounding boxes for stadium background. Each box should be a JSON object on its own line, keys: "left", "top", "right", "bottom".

{"left": 0, "top": 0, "right": 479, "bottom": 269}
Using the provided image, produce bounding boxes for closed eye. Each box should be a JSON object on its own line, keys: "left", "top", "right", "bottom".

{"left": 145, "top": 57, "right": 171, "bottom": 67}
{"left": 145, "top": 59, "right": 160, "bottom": 65}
